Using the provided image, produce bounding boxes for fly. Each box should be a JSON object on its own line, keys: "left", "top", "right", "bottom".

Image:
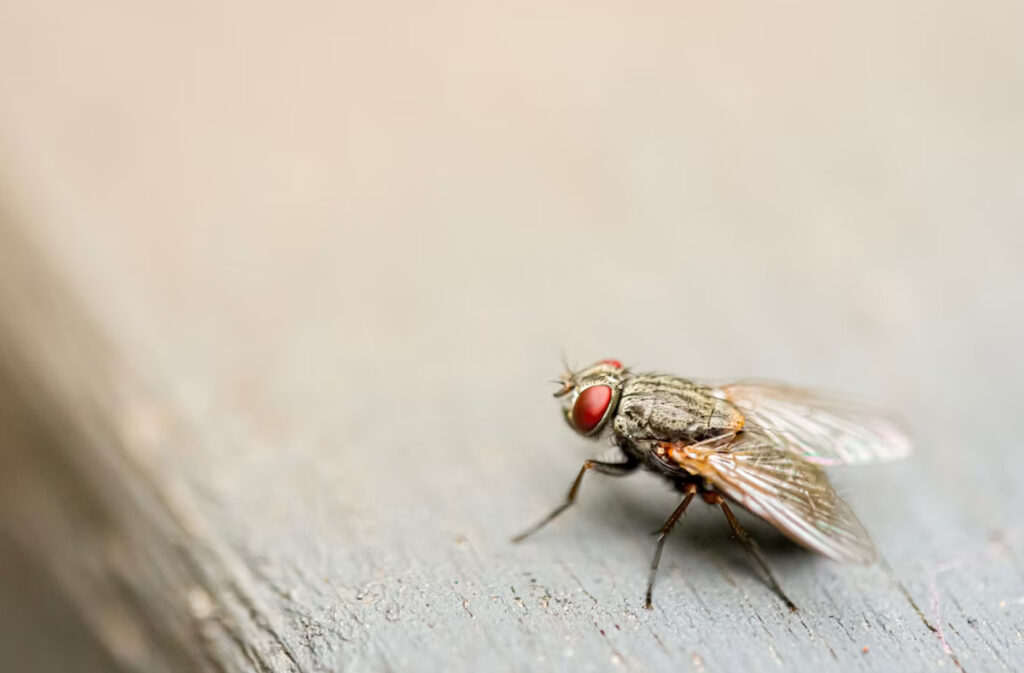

{"left": 513, "top": 358, "right": 912, "bottom": 610}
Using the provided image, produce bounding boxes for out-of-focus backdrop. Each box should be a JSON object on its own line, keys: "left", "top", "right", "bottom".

{"left": 1, "top": 2, "right": 1022, "bottom": 672}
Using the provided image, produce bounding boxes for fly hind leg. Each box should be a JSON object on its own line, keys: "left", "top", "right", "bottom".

{"left": 706, "top": 492, "right": 798, "bottom": 611}
{"left": 512, "top": 457, "right": 638, "bottom": 543}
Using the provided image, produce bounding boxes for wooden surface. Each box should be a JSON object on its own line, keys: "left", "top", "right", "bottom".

{"left": 2, "top": 2, "right": 1024, "bottom": 672}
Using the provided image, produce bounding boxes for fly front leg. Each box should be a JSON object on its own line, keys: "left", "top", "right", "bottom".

{"left": 512, "top": 457, "right": 638, "bottom": 543}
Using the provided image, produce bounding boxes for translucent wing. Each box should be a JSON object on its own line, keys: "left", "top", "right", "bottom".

{"left": 718, "top": 381, "right": 912, "bottom": 466}
{"left": 661, "top": 431, "right": 877, "bottom": 563}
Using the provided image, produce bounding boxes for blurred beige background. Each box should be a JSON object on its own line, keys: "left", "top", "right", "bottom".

{"left": 1, "top": 2, "right": 1023, "bottom": 672}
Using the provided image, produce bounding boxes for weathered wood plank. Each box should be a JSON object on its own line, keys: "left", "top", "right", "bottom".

{"left": 3, "top": 214, "right": 1023, "bottom": 672}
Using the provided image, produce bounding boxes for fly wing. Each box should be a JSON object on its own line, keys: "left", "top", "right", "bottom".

{"left": 718, "top": 381, "right": 912, "bottom": 466}
{"left": 662, "top": 431, "right": 877, "bottom": 563}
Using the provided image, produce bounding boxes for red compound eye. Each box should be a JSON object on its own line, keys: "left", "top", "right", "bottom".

{"left": 572, "top": 385, "right": 613, "bottom": 434}
{"left": 600, "top": 359, "right": 623, "bottom": 369}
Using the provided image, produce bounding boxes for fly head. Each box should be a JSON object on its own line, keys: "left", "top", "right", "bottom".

{"left": 553, "top": 358, "right": 627, "bottom": 437}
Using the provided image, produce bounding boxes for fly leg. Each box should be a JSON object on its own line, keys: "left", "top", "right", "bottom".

{"left": 512, "top": 457, "right": 638, "bottom": 543}
{"left": 645, "top": 482, "right": 698, "bottom": 609}
{"left": 708, "top": 492, "right": 798, "bottom": 611}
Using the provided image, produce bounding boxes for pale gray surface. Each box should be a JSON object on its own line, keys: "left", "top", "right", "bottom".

{"left": 1, "top": 1, "right": 1024, "bottom": 672}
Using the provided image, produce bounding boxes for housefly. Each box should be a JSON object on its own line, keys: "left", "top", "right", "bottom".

{"left": 513, "top": 358, "right": 911, "bottom": 610}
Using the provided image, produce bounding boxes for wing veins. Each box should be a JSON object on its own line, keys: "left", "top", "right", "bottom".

{"left": 667, "top": 431, "right": 877, "bottom": 564}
